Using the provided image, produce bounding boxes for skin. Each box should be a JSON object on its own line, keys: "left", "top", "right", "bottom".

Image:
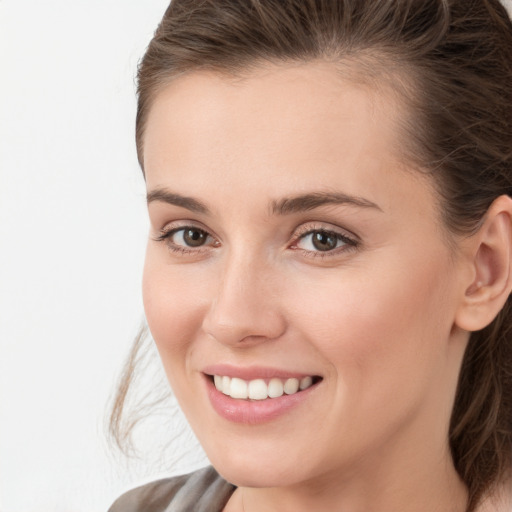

{"left": 141, "top": 62, "right": 511, "bottom": 512}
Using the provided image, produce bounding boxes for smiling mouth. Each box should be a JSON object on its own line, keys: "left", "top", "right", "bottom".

{"left": 207, "top": 374, "right": 323, "bottom": 401}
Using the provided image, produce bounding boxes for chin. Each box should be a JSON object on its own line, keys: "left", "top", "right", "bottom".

{"left": 200, "top": 433, "right": 319, "bottom": 488}
{"left": 213, "top": 457, "right": 303, "bottom": 488}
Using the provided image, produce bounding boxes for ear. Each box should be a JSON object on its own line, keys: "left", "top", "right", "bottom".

{"left": 455, "top": 195, "right": 512, "bottom": 332}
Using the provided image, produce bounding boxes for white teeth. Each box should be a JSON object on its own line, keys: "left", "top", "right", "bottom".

{"left": 284, "top": 378, "right": 299, "bottom": 395}
{"left": 221, "top": 376, "right": 231, "bottom": 395}
{"left": 230, "top": 377, "right": 248, "bottom": 399}
{"left": 299, "top": 376, "right": 313, "bottom": 390}
{"left": 248, "top": 379, "right": 268, "bottom": 400}
{"left": 213, "top": 374, "right": 316, "bottom": 400}
{"left": 268, "top": 378, "right": 284, "bottom": 398}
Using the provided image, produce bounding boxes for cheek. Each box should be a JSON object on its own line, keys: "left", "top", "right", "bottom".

{"left": 286, "top": 251, "right": 456, "bottom": 403}
{"left": 142, "top": 249, "right": 204, "bottom": 372}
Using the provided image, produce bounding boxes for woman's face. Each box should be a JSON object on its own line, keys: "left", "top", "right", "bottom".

{"left": 142, "top": 63, "right": 470, "bottom": 488}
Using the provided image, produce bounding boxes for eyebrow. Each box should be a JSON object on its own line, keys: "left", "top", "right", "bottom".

{"left": 146, "top": 188, "right": 210, "bottom": 214}
{"left": 271, "top": 191, "right": 382, "bottom": 215}
{"left": 146, "top": 188, "right": 381, "bottom": 216}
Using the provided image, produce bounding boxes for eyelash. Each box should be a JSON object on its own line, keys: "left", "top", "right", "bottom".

{"left": 290, "top": 225, "right": 359, "bottom": 259}
{"left": 153, "top": 225, "right": 217, "bottom": 255}
{"left": 154, "top": 223, "right": 359, "bottom": 259}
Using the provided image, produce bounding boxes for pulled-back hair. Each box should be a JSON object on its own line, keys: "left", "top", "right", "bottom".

{"left": 111, "top": 1, "right": 512, "bottom": 510}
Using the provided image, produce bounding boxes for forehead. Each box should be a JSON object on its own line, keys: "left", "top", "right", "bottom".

{"left": 142, "top": 62, "right": 432, "bottom": 216}
{"left": 145, "top": 63, "right": 401, "bottom": 163}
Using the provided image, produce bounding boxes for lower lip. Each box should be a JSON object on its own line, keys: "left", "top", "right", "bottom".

{"left": 204, "top": 375, "right": 320, "bottom": 425}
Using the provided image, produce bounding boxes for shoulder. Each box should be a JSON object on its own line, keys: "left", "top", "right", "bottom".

{"left": 107, "top": 466, "right": 235, "bottom": 512}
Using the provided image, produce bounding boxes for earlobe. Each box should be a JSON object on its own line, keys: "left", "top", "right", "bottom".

{"left": 455, "top": 195, "right": 512, "bottom": 332}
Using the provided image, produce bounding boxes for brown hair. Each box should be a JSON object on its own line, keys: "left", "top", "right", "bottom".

{"left": 111, "top": 1, "right": 512, "bottom": 510}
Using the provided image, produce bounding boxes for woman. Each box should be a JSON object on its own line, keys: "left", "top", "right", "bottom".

{"left": 109, "top": 1, "right": 512, "bottom": 511}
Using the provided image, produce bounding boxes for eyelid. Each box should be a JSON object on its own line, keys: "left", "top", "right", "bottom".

{"left": 153, "top": 221, "right": 220, "bottom": 254}
{"left": 291, "top": 221, "right": 359, "bottom": 243}
{"left": 289, "top": 222, "right": 360, "bottom": 257}
{"left": 154, "top": 219, "right": 216, "bottom": 239}
{"left": 153, "top": 220, "right": 359, "bottom": 258}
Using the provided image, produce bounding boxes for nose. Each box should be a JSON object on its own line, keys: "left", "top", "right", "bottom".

{"left": 202, "top": 253, "right": 287, "bottom": 347}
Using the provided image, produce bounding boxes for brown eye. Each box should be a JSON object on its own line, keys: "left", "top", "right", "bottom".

{"left": 311, "top": 231, "right": 338, "bottom": 251}
{"left": 182, "top": 228, "right": 208, "bottom": 247}
{"left": 158, "top": 226, "right": 215, "bottom": 251}
{"left": 295, "top": 229, "right": 355, "bottom": 254}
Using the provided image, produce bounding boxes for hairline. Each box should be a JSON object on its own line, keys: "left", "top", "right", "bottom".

{"left": 136, "top": 51, "right": 421, "bottom": 170}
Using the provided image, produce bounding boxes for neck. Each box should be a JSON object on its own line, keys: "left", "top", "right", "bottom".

{"left": 224, "top": 406, "right": 468, "bottom": 512}
{"left": 230, "top": 448, "right": 467, "bottom": 512}
{"left": 225, "top": 454, "right": 466, "bottom": 512}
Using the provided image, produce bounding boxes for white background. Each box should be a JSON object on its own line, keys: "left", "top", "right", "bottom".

{"left": 0, "top": 1, "right": 208, "bottom": 511}
{"left": 1, "top": 1, "right": 511, "bottom": 511}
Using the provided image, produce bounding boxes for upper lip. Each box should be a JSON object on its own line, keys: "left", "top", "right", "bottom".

{"left": 202, "top": 364, "right": 320, "bottom": 381}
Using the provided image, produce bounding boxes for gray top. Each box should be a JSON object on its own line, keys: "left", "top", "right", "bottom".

{"left": 108, "top": 466, "right": 236, "bottom": 512}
